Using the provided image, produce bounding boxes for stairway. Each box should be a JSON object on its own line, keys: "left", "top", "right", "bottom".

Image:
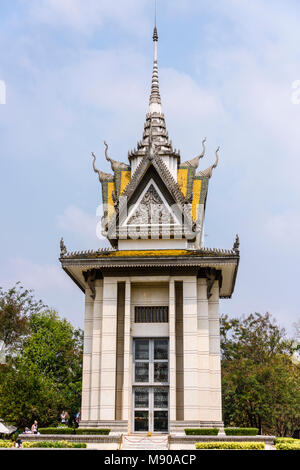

{"left": 121, "top": 434, "right": 169, "bottom": 450}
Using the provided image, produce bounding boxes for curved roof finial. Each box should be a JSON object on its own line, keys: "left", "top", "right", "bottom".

{"left": 181, "top": 137, "right": 207, "bottom": 169}
{"left": 196, "top": 146, "right": 220, "bottom": 178}
{"left": 91, "top": 152, "right": 114, "bottom": 182}
{"left": 104, "top": 141, "right": 128, "bottom": 171}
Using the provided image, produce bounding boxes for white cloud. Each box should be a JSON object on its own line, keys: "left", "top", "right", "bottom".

{"left": 30, "top": 0, "right": 149, "bottom": 35}
{"left": 0, "top": 257, "right": 71, "bottom": 293}
{"left": 57, "top": 205, "right": 104, "bottom": 249}
{"left": 0, "top": 257, "right": 84, "bottom": 326}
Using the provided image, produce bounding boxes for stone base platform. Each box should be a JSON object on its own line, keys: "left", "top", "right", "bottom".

{"left": 170, "top": 421, "right": 224, "bottom": 432}
{"left": 19, "top": 432, "right": 275, "bottom": 449}
{"left": 170, "top": 434, "right": 275, "bottom": 445}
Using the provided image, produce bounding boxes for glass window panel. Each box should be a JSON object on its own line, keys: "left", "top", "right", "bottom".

{"left": 135, "top": 362, "right": 149, "bottom": 383}
{"left": 135, "top": 411, "right": 149, "bottom": 432}
{"left": 154, "top": 388, "right": 168, "bottom": 409}
{"left": 135, "top": 340, "right": 149, "bottom": 360}
{"left": 154, "top": 411, "right": 168, "bottom": 432}
{"left": 135, "top": 389, "right": 149, "bottom": 408}
{"left": 154, "top": 362, "right": 168, "bottom": 383}
{"left": 154, "top": 340, "right": 168, "bottom": 360}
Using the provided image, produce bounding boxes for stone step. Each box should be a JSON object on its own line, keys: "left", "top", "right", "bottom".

{"left": 121, "top": 435, "right": 169, "bottom": 450}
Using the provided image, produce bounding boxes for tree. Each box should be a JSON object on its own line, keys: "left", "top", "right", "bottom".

{"left": 0, "top": 308, "right": 83, "bottom": 429}
{"left": 0, "top": 282, "right": 45, "bottom": 357}
{"left": 221, "top": 312, "right": 300, "bottom": 436}
{"left": 0, "top": 366, "right": 61, "bottom": 429}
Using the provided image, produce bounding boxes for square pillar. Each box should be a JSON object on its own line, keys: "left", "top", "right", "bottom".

{"left": 197, "top": 277, "right": 211, "bottom": 421}
{"left": 122, "top": 279, "right": 131, "bottom": 425}
{"left": 90, "top": 279, "right": 103, "bottom": 421}
{"left": 99, "top": 278, "right": 118, "bottom": 421}
{"left": 208, "top": 281, "right": 222, "bottom": 423}
{"left": 81, "top": 288, "right": 94, "bottom": 422}
{"left": 169, "top": 278, "right": 176, "bottom": 422}
{"left": 182, "top": 277, "right": 199, "bottom": 420}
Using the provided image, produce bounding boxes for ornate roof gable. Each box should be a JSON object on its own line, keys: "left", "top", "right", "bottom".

{"left": 105, "top": 141, "right": 195, "bottom": 246}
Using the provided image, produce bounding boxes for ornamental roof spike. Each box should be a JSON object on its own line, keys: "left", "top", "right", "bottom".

{"left": 104, "top": 141, "right": 128, "bottom": 172}
{"left": 149, "top": 23, "right": 162, "bottom": 114}
{"left": 196, "top": 146, "right": 219, "bottom": 178}
{"left": 60, "top": 237, "right": 67, "bottom": 258}
{"left": 181, "top": 137, "right": 206, "bottom": 169}
{"left": 233, "top": 234, "right": 240, "bottom": 255}
{"left": 91, "top": 152, "right": 114, "bottom": 182}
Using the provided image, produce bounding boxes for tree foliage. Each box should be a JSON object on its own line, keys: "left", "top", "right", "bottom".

{"left": 221, "top": 312, "right": 300, "bottom": 436}
{"left": 0, "top": 285, "right": 83, "bottom": 430}
{"left": 0, "top": 282, "right": 45, "bottom": 356}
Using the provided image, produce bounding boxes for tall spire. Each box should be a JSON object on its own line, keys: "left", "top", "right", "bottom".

{"left": 149, "top": 16, "right": 162, "bottom": 114}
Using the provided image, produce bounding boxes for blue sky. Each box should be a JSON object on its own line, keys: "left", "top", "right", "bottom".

{"left": 0, "top": 0, "right": 299, "bottom": 334}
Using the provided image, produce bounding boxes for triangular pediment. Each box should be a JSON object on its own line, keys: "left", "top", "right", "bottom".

{"left": 122, "top": 179, "right": 181, "bottom": 228}
{"left": 106, "top": 155, "right": 195, "bottom": 244}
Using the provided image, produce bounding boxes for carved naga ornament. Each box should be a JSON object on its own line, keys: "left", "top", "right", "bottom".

{"left": 104, "top": 141, "right": 128, "bottom": 171}
{"left": 60, "top": 237, "right": 67, "bottom": 257}
{"left": 91, "top": 152, "right": 113, "bottom": 182}
{"left": 181, "top": 137, "right": 206, "bottom": 169}
{"left": 196, "top": 146, "right": 220, "bottom": 179}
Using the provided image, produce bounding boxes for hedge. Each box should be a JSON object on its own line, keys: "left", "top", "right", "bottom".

{"left": 38, "top": 427, "right": 110, "bottom": 435}
{"left": 22, "top": 441, "right": 86, "bottom": 448}
{"left": 275, "top": 437, "right": 298, "bottom": 444}
{"left": 39, "top": 427, "right": 76, "bottom": 434}
{"left": 195, "top": 442, "right": 265, "bottom": 450}
{"left": 75, "top": 429, "right": 110, "bottom": 435}
{"left": 185, "top": 428, "right": 219, "bottom": 436}
{"left": 275, "top": 438, "right": 300, "bottom": 450}
{"left": 0, "top": 440, "right": 14, "bottom": 448}
{"left": 224, "top": 428, "right": 259, "bottom": 436}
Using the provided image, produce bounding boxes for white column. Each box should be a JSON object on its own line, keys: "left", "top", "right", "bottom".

{"left": 208, "top": 281, "right": 222, "bottom": 423}
{"left": 197, "top": 278, "right": 211, "bottom": 421}
{"left": 122, "top": 279, "right": 131, "bottom": 425}
{"left": 183, "top": 277, "right": 199, "bottom": 420}
{"left": 99, "top": 278, "right": 118, "bottom": 421}
{"left": 90, "top": 279, "right": 103, "bottom": 421}
{"left": 81, "top": 287, "right": 94, "bottom": 422}
{"left": 169, "top": 278, "right": 176, "bottom": 421}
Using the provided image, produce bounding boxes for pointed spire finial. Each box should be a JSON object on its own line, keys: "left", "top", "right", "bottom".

{"left": 149, "top": 0, "right": 161, "bottom": 114}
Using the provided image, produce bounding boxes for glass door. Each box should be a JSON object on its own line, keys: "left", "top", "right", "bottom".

{"left": 133, "top": 338, "right": 169, "bottom": 433}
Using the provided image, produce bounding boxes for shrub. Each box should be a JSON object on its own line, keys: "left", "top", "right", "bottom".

{"left": 275, "top": 437, "right": 298, "bottom": 444}
{"left": 185, "top": 428, "right": 219, "bottom": 436}
{"left": 195, "top": 442, "right": 265, "bottom": 450}
{"left": 0, "top": 440, "right": 14, "bottom": 448}
{"left": 224, "top": 428, "right": 259, "bottom": 436}
{"left": 275, "top": 439, "right": 300, "bottom": 450}
{"left": 37, "top": 427, "right": 110, "bottom": 435}
{"left": 22, "top": 440, "right": 86, "bottom": 448}
{"left": 75, "top": 429, "right": 110, "bottom": 435}
{"left": 38, "top": 427, "right": 76, "bottom": 435}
